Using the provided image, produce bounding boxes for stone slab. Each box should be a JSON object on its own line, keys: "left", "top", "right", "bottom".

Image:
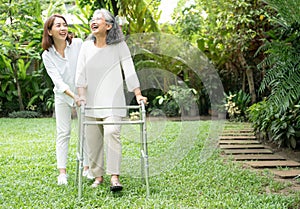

{"left": 219, "top": 140, "right": 260, "bottom": 144}
{"left": 223, "top": 128, "right": 253, "bottom": 132}
{"left": 220, "top": 144, "right": 265, "bottom": 149}
{"left": 271, "top": 169, "right": 300, "bottom": 178}
{"left": 224, "top": 149, "right": 273, "bottom": 154}
{"left": 222, "top": 129, "right": 254, "bottom": 133}
{"left": 246, "top": 160, "right": 300, "bottom": 168}
{"left": 221, "top": 133, "right": 255, "bottom": 137}
{"left": 220, "top": 135, "right": 256, "bottom": 140}
{"left": 231, "top": 154, "right": 286, "bottom": 161}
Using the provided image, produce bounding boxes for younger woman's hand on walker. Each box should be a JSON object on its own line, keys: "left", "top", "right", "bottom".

{"left": 75, "top": 96, "right": 86, "bottom": 107}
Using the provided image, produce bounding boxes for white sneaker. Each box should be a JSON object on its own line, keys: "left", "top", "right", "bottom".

{"left": 57, "top": 173, "right": 68, "bottom": 185}
{"left": 83, "top": 170, "right": 94, "bottom": 180}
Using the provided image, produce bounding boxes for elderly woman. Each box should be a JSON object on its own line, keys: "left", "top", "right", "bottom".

{"left": 75, "top": 9, "right": 147, "bottom": 192}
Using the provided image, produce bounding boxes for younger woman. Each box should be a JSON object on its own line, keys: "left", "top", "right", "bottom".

{"left": 42, "top": 14, "right": 90, "bottom": 185}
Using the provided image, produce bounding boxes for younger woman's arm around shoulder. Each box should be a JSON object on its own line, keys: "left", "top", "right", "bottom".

{"left": 72, "top": 37, "right": 83, "bottom": 47}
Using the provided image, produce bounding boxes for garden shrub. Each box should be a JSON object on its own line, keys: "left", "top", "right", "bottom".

{"left": 247, "top": 100, "right": 300, "bottom": 149}
{"left": 151, "top": 85, "right": 198, "bottom": 117}
{"left": 8, "top": 111, "right": 42, "bottom": 118}
{"left": 223, "top": 90, "right": 251, "bottom": 121}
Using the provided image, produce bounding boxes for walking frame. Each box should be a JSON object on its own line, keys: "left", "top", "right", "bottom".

{"left": 75, "top": 101, "right": 149, "bottom": 199}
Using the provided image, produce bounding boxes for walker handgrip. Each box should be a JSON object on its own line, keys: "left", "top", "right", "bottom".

{"left": 140, "top": 100, "right": 146, "bottom": 113}
{"left": 80, "top": 102, "right": 85, "bottom": 113}
{"left": 140, "top": 100, "right": 146, "bottom": 108}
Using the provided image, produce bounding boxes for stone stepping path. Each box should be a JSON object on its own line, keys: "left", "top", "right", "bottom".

{"left": 219, "top": 124, "right": 300, "bottom": 180}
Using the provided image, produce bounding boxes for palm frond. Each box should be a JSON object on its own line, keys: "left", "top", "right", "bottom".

{"left": 263, "top": 60, "right": 300, "bottom": 112}
{"left": 263, "top": 0, "right": 300, "bottom": 25}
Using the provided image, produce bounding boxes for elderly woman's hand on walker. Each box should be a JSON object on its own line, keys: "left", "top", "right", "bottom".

{"left": 134, "top": 88, "right": 148, "bottom": 105}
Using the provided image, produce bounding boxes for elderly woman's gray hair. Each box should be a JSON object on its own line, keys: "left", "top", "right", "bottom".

{"left": 90, "top": 8, "right": 124, "bottom": 45}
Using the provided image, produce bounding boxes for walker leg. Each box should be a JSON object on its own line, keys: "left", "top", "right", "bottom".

{"left": 141, "top": 150, "right": 150, "bottom": 198}
{"left": 77, "top": 137, "right": 84, "bottom": 199}
{"left": 140, "top": 101, "right": 150, "bottom": 197}
{"left": 78, "top": 157, "right": 83, "bottom": 199}
{"left": 77, "top": 104, "right": 85, "bottom": 199}
{"left": 75, "top": 157, "right": 79, "bottom": 184}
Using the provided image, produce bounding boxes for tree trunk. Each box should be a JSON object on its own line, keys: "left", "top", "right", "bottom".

{"left": 242, "top": 69, "right": 246, "bottom": 92}
{"left": 96, "top": 0, "right": 118, "bottom": 15}
{"left": 111, "top": 0, "right": 118, "bottom": 15}
{"left": 246, "top": 67, "right": 256, "bottom": 103}
{"left": 238, "top": 53, "right": 256, "bottom": 103}
{"left": 12, "top": 62, "right": 24, "bottom": 111}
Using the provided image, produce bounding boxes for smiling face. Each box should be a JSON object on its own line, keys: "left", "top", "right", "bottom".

{"left": 48, "top": 17, "right": 68, "bottom": 41}
{"left": 89, "top": 13, "right": 112, "bottom": 36}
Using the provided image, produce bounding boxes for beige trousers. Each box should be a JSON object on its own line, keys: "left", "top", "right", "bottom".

{"left": 85, "top": 116, "right": 122, "bottom": 177}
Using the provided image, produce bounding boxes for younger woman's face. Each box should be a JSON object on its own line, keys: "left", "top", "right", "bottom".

{"left": 48, "top": 17, "right": 68, "bottom": 41}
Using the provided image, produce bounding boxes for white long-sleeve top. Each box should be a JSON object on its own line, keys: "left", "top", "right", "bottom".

{"left": 75, "top": 40, "right": 140, "bottom": 118}
{"left": 42, "top": 38, "right": 82, "bottom": 106}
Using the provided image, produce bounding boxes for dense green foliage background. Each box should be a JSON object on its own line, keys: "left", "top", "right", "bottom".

{"left": 0, "top": 0, "right": 299, "bottom": 148}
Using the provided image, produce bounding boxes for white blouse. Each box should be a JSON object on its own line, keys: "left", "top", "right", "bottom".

{"left": 42, "top": 38, "right": 82, "bottom": 106}
{"left": 75, "top": 40, "right": 140, "bottom": 118}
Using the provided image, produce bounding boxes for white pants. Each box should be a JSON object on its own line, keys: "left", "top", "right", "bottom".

{"left": 85, "top": 116, "right": 122, "bottom": 177}
{"left": 55, "top": 101, "right": 88, "bottom": 169}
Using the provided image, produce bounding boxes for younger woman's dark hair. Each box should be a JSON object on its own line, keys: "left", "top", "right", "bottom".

{"left": 41, "top": 14, "right": 72, "bottom": 51}
{"left": 90, "top": 9, "right": 124, "bottom": 45}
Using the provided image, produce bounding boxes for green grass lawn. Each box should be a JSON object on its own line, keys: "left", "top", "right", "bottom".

{"left": 0, "top": 118, "right": 299, "bottom": 208}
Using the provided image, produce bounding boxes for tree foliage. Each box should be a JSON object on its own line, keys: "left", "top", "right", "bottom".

{"left": 248, "top": 0, "right": 300, "bottom": 148}
{"left": 75, "top": 0, "right": 160, "bottom": 35}
{"left": 258, "top": 0, "right": 300, "bottom": 112}
{"left": 118, "top": 0, "right": 160, "bottom": 33}
{"left": 0, "top": 0, "right": 45, "bottom": 113}
{"left": 174, "top": 0, "right": 271, "bottom": 103}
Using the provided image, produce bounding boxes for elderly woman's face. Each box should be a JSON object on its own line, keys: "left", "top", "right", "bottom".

{"left": 89, "top": 13, "right": 110, "bottom": 35}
